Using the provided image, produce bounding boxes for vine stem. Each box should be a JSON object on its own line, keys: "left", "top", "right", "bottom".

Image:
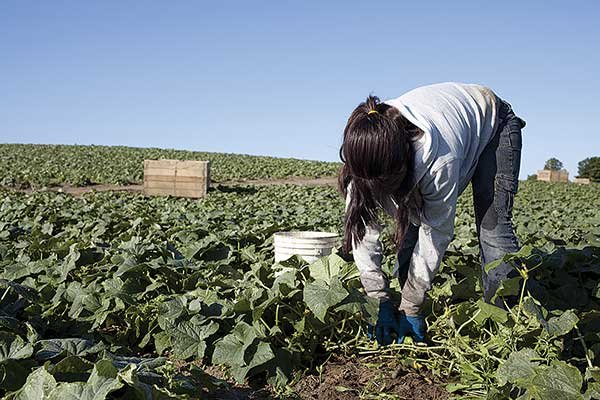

{"left": 574, "top": 325, "right": 593, "bottom": 370}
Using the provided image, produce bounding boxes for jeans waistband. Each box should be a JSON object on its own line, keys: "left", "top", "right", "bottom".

{"left": 496, "top": 96, "right": 526, "bottom": 129}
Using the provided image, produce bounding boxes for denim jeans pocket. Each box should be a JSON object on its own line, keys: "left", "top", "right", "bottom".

{"left": 494, "top": 175, "right": 518, "bottom": 219}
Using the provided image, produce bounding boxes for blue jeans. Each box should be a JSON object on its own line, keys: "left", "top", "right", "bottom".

{"left": 397, "top": 99, "right": 525, "bottom": 303}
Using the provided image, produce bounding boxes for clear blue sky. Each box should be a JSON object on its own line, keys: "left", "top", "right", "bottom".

{"left": 1, "top": 1, "right": 598, "bottom": 178}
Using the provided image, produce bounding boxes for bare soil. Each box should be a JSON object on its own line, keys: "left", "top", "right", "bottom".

{"left": 2, "top": 176, "right": 338, "bottom": 197}
{"left": 293, "top": 355, "right": 448, "bottom": 400}
{"left": 180, "top": 355, "right": 448, "bottom": 400}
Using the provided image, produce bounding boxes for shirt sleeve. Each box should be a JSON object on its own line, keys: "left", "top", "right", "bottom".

{"left": 345, "top": 183, "right": 391, "bottom": 301}
{"left": 399, "top": 159, "right": 461, "bottom": 315}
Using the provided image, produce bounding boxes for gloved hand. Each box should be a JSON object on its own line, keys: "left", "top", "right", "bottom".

{"left": 368, "top": 300, "right": 396, "bottom": 345}
{"left": 396, "top": 312, "right": 426, "bottom": 344}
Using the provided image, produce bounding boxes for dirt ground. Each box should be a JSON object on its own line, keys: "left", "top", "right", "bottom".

{"left": 192, "top": 355, "right": 448, "bottom": 400}
{"left": 4, "top": 176, "right": 338, "bottom": 197}
{"left": 292, "top": 355, "right": 448, "bottom": 400}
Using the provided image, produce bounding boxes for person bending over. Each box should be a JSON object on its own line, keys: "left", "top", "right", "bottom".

{"left": 339, "top": 82, "right": 526, "bottom": 345}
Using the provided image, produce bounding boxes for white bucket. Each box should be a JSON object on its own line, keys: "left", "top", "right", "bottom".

{"left": 274, "top": 231, "right": 340, "bottom": 263}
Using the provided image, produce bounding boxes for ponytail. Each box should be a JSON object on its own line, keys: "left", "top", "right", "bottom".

{"left": 338, "top": 95, "right": 419, "bottom": 253}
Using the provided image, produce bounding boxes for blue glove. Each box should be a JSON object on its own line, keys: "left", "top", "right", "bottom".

{"left": 396, "top": 312, "right": 426, "bottom": 344}
{"left": 368, "top": 300, "right": 396, "bottom": 345}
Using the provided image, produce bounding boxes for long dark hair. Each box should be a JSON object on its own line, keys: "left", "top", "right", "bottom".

{"left": 339, "top": 95, "right": 420, "bottom": 253}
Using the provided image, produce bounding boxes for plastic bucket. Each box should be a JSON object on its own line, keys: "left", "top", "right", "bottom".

{"left": 274, "top": 231, "right": 340, "bottom": 263}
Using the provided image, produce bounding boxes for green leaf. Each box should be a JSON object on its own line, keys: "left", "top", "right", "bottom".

{"left": 484, "top": 257, "right": 506, "bottom": 274}
{"left": 527, "top": 360, "right": 583, "bottom": 400}
{"left": 0, "top": 333, "right": 33, "bottom": 362}
{"left": 303, "top": 276, "right": 348, "bottom": 322}
{"left": 48, "top": 356, "right": 94, "bottom": 382}
{"left": 230, "top": 341, "right": 275, "bottom": 383}
{"left": 493, "top": 277, "right": 522, "bottom": 298}
{"left": 47, "top": 359, "right": 124, "bottom": 400}
{"left": 473, "top": 299, "right": 508, "bottom": 325}
{"left": 523, "top": 297, "right": 549, "bottom": 329}
{"left": 117, "top": 364, "right": 182, "bottom": 399}
{"left": 153, "top": 332, "right": 171, "bottom": 356}
{"left": 496, "top": 348, "right": 539, "bottom": 386}
{"left": 334, "top": 288, "right": 379, "bottom": 325}
{"left": 585, "top": 382, "right": 600, "bottom": 400}
{"left": 308, "top": 254, "right": 347, "bottom": 284}
{"left": 266, "top": 348, "right": 295, "bottom": 387}
{"left": 0, "top": 279, "right": 39, "bottom": 303}
{"left": 12, "top": 367, "right": 57, "bottom": 400}
{"left": 168, "top": 321, "right": 219, "bottom": 360}
{"left": 35, "top": 338, "right": 103, "bottom": 361}
{"left": 212, "top": 322, "right": 257, "bottom": 367}
{"left": 546, "top": 310, "right": 579, "bottom": 336}
{"left": 157, "top": 297, "right": 187, "bottom": 329}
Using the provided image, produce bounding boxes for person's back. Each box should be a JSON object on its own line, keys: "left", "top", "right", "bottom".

{"left": 338, "top": 82, "right": 525, "bottom": 345}
{"left": 384, "top": 82, "right": 499, "bottom": 191}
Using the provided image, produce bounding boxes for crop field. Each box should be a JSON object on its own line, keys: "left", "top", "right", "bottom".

{"left": 0, "top": 144, "right": 340, "bottom": 188}
{"left": 0, "top": 146, "right": 599, "bottom": 399}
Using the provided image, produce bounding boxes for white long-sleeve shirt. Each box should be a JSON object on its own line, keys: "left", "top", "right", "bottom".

{"left": 349, "top": 82, "right": 500, "bottom": 315}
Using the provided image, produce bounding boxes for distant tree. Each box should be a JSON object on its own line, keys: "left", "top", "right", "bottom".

{"left": 544, "top": 158, "right": 564, "bottom": 171}
{"left": 578, "top": 157, "right": 600, "bottom": 182}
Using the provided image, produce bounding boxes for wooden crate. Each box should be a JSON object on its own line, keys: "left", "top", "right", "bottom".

{"left": 537, "top": 169, "right": 569, "bottom": 183}
{"left": 574, "top": 177, "right": 591, "bottom": 184}
{"left": 144, "top": 159, "right": 210, "bottom": 198}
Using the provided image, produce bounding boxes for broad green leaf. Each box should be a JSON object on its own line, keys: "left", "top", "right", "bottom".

{"left": 212, "top": 322, "right": 257, "bottom": 367}
{"left": 303, "top": 277, "right": 348, "bottom": 322}
{"left": 35, "top": 338, "right": 102, "bottom": 361}
{"left": 0, "top": 279, "right": 39, "bottom": 302}
{"left": 496, "top": 348, "right": 539, "bottom": 386}
{"left": 48, "top": 356, "right": 94, "bottom": 382}
{"left": 12, "top": 367, "right": 57, "bottom": 400}
{"left": 308, "top": 254, "right": 346, "bottom": 284}
{"left": 48, "top": 359, "right": 124, "bottom": 400}
{"left": 266, "top": 348, "right": 295, "bottom": 387}
{"left": 153, "top": 332, "right": 171, "bottom": 356}
{"left": 526, "top": 360, "right": 583, "bottom": 400}
{"left": 334, "top": 288, "right": 379, "bottom": 325}
{"left": 493, "top": 277, "right": 522, "bottom": 298}
{"left": 473, "top": 299, "right": 508, "bottom": 325}
{"left": 546, "top": 310, "right": 579, "bottom": 336}
{"left": 523, "top": 297, "right": 549, "bottom": 329}
{"left": 117, "top": 364, "right": 183, "bottom": 399}
{"left": 585, "top": 382, "right": 600, "bottom": 400}
{"left": 230, "top": 341, "right": 275, "bottom": 383}
{"left": 157, "top": 297, "right": 187, "bottom": 329}
{"left": 0, "top": 333, "right": 33, "bottom": 362}
{"left": 168, "top": 321, "right": 219, "bottom": 360}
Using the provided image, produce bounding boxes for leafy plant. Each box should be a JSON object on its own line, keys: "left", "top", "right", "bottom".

{"left": 0, "top": 170, "right": 599, "bottom": 399}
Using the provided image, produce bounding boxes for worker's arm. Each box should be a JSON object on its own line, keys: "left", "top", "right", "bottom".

{"left": 399, "top": 159, "right": 461, "bottom": 315}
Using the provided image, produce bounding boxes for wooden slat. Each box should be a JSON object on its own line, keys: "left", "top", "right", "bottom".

{"left": 174, "top": 181, "right": 206, "bottom": 190}
{"left": 176, "top": 160, "right": 208, "bottom": 177}
{"left": 144, "top": 159, "right": 210, "bottom": 198}
{"left": 144, "top": 168, "right": 176, "bottom": 177}
{"left": 144, "top": 181, "right": 176, "bottom": 190}
{"left": 174, "top": 176, "right": 205, "bottom": 183}
{"left": 145, "top": 159, "right": 178, "bottom": 169}
{"left": 145, "top": 176, "right": 207, "bottom": 184}
{"left": 144, "top": 188, "right": 175, "bottom": 196}
{"left": 144, "top": 175, "right": 177, "bottom": 183}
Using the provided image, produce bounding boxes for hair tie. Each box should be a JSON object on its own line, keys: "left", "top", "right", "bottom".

{"left": 367, "top": 110, "right": 379, "bottom": 115}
